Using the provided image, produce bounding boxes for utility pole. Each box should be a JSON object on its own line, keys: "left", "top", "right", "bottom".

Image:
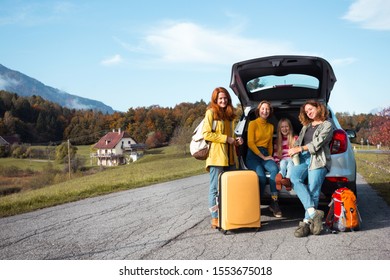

{"left": 68, "top": 139, "right": 71, "bottom": 179}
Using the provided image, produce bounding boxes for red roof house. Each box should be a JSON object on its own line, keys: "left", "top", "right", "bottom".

{"left": 92, "top": 129, "right": 145, "bottom": 166}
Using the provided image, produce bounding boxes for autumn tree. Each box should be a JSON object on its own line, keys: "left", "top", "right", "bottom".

{"left": 64, "top": 110, "right": 109, "bottom": 145}
{"left": 368, "top": 107, "right": 390, "bottom": 147}
{"left": 145, "top": 131, "right": 165, "bottom": 148}
{"left": 336, "top": 112, "right": 375, "bottom": 144}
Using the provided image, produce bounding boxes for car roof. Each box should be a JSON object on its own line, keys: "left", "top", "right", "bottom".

{"left": 230, "top": 55, "right": 336, "bottom": 108}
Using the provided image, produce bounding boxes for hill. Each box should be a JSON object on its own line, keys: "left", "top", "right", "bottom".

{"left": 0, "top": 64, "right": 114, "bottom": 114}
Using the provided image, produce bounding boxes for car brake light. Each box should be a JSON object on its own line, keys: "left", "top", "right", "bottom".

{"left": 326, "top": 177, "right": 349, "bottom": 183}
{"left": 330, "top": 129, "right": 348, "bottom": 154}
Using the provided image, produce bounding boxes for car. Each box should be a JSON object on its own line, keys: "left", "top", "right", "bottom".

{"left": 229, "top": 55, "right": 357, "bottom": 202}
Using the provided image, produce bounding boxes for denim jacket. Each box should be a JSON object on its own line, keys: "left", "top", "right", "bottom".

{"left": 294, "top": 120, "right": 333, "bottom": 171}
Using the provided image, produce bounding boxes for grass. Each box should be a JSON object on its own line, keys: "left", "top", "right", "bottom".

{"left": 0, "top": 144, "right": 388, "bottom": 217}
{"left": 354, "top": 150, "right": 390, "bottom": 205}
{"left": 0, "top": 145, "right": 205, "bottom": 217}
{"left": 0, "top": 157, "right": 60, "bottom": 172}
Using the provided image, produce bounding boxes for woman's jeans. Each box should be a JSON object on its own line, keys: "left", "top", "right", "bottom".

{"left": 209, "top": 165, "right": 236, "bottom": 218}
{"left": 290, "top": 152, "right": 328, "bottom": 220}
{"left": 279, "top": 158, "right": 294, "bottom": 178}
{"left": 245, "top": 147, "right": 279, "bottom": 196}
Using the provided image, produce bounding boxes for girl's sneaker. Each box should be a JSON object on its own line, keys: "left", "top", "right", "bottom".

{"left": 269, "top": 200, "right": 282, "bottom": 218}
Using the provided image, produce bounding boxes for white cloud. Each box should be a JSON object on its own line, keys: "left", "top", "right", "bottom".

{"left": 130, "top": 21, "right": 296, "bottom": 66}
{"left": 343, "top": 0, "right": 390, "bottom": 30}
{"left": 0, "top": 75, "right": 19, "bottom": 89}
{"left": 100, "top": 54, "right": 123, "bottom": 66}
{"left": 331, "top": 57, "right": 357, "bottom": 67}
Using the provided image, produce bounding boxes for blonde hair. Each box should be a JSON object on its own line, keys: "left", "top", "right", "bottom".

{"left": 275, "top": 118, "right": 295, "bottom": 159}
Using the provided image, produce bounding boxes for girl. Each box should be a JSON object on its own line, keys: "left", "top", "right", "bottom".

{"left": 274, "top": 118, "right": 298, "bottom": 191}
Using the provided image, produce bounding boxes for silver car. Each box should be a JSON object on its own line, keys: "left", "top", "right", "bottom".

{"left": 230, "top": 55, "right": 357, "bottom": 201}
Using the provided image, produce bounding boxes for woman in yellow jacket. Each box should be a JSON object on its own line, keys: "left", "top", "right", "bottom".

{"left": 203, "top": 87, "right": 243, "bottom": 229}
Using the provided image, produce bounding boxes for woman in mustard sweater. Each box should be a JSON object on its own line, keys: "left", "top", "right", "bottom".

{"left": 246, "top": 101, "right": 281, "bottom": 217}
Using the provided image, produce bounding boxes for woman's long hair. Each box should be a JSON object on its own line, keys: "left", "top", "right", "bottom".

{"left": 207, "top": 87, "right": 236, "bottom": 121}
{"left": 299, "top": 99, "right": 329, "bottom": 126}
{"left": 275, "top": 118, "right": 295, "bottom": 159}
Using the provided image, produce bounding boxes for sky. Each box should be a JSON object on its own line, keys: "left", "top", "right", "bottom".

{"left": 0, "top": 0, "right": 389, "bottom": 114}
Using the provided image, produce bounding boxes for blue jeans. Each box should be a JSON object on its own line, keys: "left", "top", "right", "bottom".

{"left": 245, "top": 147, "right": 279, "bottom": 196}
{"left": 279, "top": 158, "right": 294, "bottom": 178}
{"left": 209, "top": 165, "right": 236, "bottom": 218}
{"left": 290, "top": 152, "right": 328, "bottom": 220}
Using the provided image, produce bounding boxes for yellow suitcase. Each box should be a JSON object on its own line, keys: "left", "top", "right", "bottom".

{"left": 218, "top": 170, "right": 261, "bottom": 233}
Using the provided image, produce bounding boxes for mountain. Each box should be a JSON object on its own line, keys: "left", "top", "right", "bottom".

{"left": 369, "top": 107, "right": 387, "bottom": 115}
{"left": 0, "top": 64, "right": 114, "bottom": 114}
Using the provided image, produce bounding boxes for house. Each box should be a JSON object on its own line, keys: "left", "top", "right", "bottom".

{"left": 92, "top": 129, "right": 146, "bottom": 166}
{"left": 0, "top": 136, "right": 9, "bottom": 146}
{"left": 0, "top": 135, "right": 21, "bottom": 156}
{"left": 0, "top": 135, "right": 21, "bottom": 146}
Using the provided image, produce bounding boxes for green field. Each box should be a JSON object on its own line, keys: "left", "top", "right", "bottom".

{"left": 0, "top": 145, "right": 388, "bottom": 217}
{"left": 354, "top": 150, "right": 390, "bottom": 205}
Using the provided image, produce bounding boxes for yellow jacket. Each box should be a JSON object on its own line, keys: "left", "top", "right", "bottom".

{"left": 202, "top": 109, "right": 237, "bottom": 170}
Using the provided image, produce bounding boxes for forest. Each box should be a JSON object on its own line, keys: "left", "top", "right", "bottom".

{"left": 0, "top": 90, "right": 389, "bottom": 156}
{"left": 0, "top": 90, "right": 208, "bottom": 147}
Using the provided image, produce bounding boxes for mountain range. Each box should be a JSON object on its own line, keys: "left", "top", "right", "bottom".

{"left": 0, "top": 64, "right": 114, "bottom": 114}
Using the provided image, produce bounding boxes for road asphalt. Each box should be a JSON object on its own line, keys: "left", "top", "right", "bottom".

{"left": 0, "top": 173, "right": 389, "bottom": 260}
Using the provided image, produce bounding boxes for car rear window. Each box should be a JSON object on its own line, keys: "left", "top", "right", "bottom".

{"left": 246, "top": 74, "right": 319, "bottom": 93}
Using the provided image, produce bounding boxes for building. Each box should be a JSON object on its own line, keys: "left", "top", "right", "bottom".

{"left": 0, "top": 135, "right": 21, "bottom": 156}
{"left": 0, "top": 135, "right": 21, "bottom": 146}
{"left": 92, "top": 129, "right": 146, "bottom": 166}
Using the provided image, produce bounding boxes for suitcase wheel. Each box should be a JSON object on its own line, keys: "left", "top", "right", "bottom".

{"left": 221, "top": 229, "right": 228, "bottom": 235}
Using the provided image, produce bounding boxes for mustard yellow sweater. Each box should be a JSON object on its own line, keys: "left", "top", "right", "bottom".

{"left": 247, "top": 117, "right": 274, "bottom": 157}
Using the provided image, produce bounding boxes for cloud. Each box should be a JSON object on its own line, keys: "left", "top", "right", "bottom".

{"left": 343, "top": 0, "right": 390, "bottom": 30}
{"left": 331, "top": 57, "right": 358, "bottom": 67}
{"left": 0, "top": 75, "right": 19, "bottom": 89}
{"left": 100, "top": 54, "right": 123, "bottom": 66}
{"left": 126, "top": 21, "right": 296, "bottom": 66}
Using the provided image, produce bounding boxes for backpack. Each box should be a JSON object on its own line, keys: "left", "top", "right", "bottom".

{"left": 190, "top": 119, "right": 216, "bottom": 160}
{"left": 325, "top": 187, "right": 362, "bottom": 232}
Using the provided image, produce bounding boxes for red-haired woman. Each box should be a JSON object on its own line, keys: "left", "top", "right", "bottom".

{"left": 203, "top": 87, "right": 243, "bottom": 229}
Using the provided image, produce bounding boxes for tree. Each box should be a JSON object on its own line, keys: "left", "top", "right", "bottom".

{"left": 55, "top": 141, "right": 78, "bottom": 163}
{"left": 145, "top": 131, "right": 165, "bottom": 148}
{"left": 247, "top": 78, "right": 265, "bottom": 91}
{"left": 170, "top": 125, "right": 193, "bottom": 155}
{"left": 368, "top": 107, "right": 390, "bottom": 147}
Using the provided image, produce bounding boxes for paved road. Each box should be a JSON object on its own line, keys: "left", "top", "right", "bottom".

{"left": 0, "top": 173, "right": 389, "bottom": 260}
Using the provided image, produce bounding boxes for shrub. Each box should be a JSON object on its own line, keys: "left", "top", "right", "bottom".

{"left": 0, "top": 165, "right": 22, "bottom": 177}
